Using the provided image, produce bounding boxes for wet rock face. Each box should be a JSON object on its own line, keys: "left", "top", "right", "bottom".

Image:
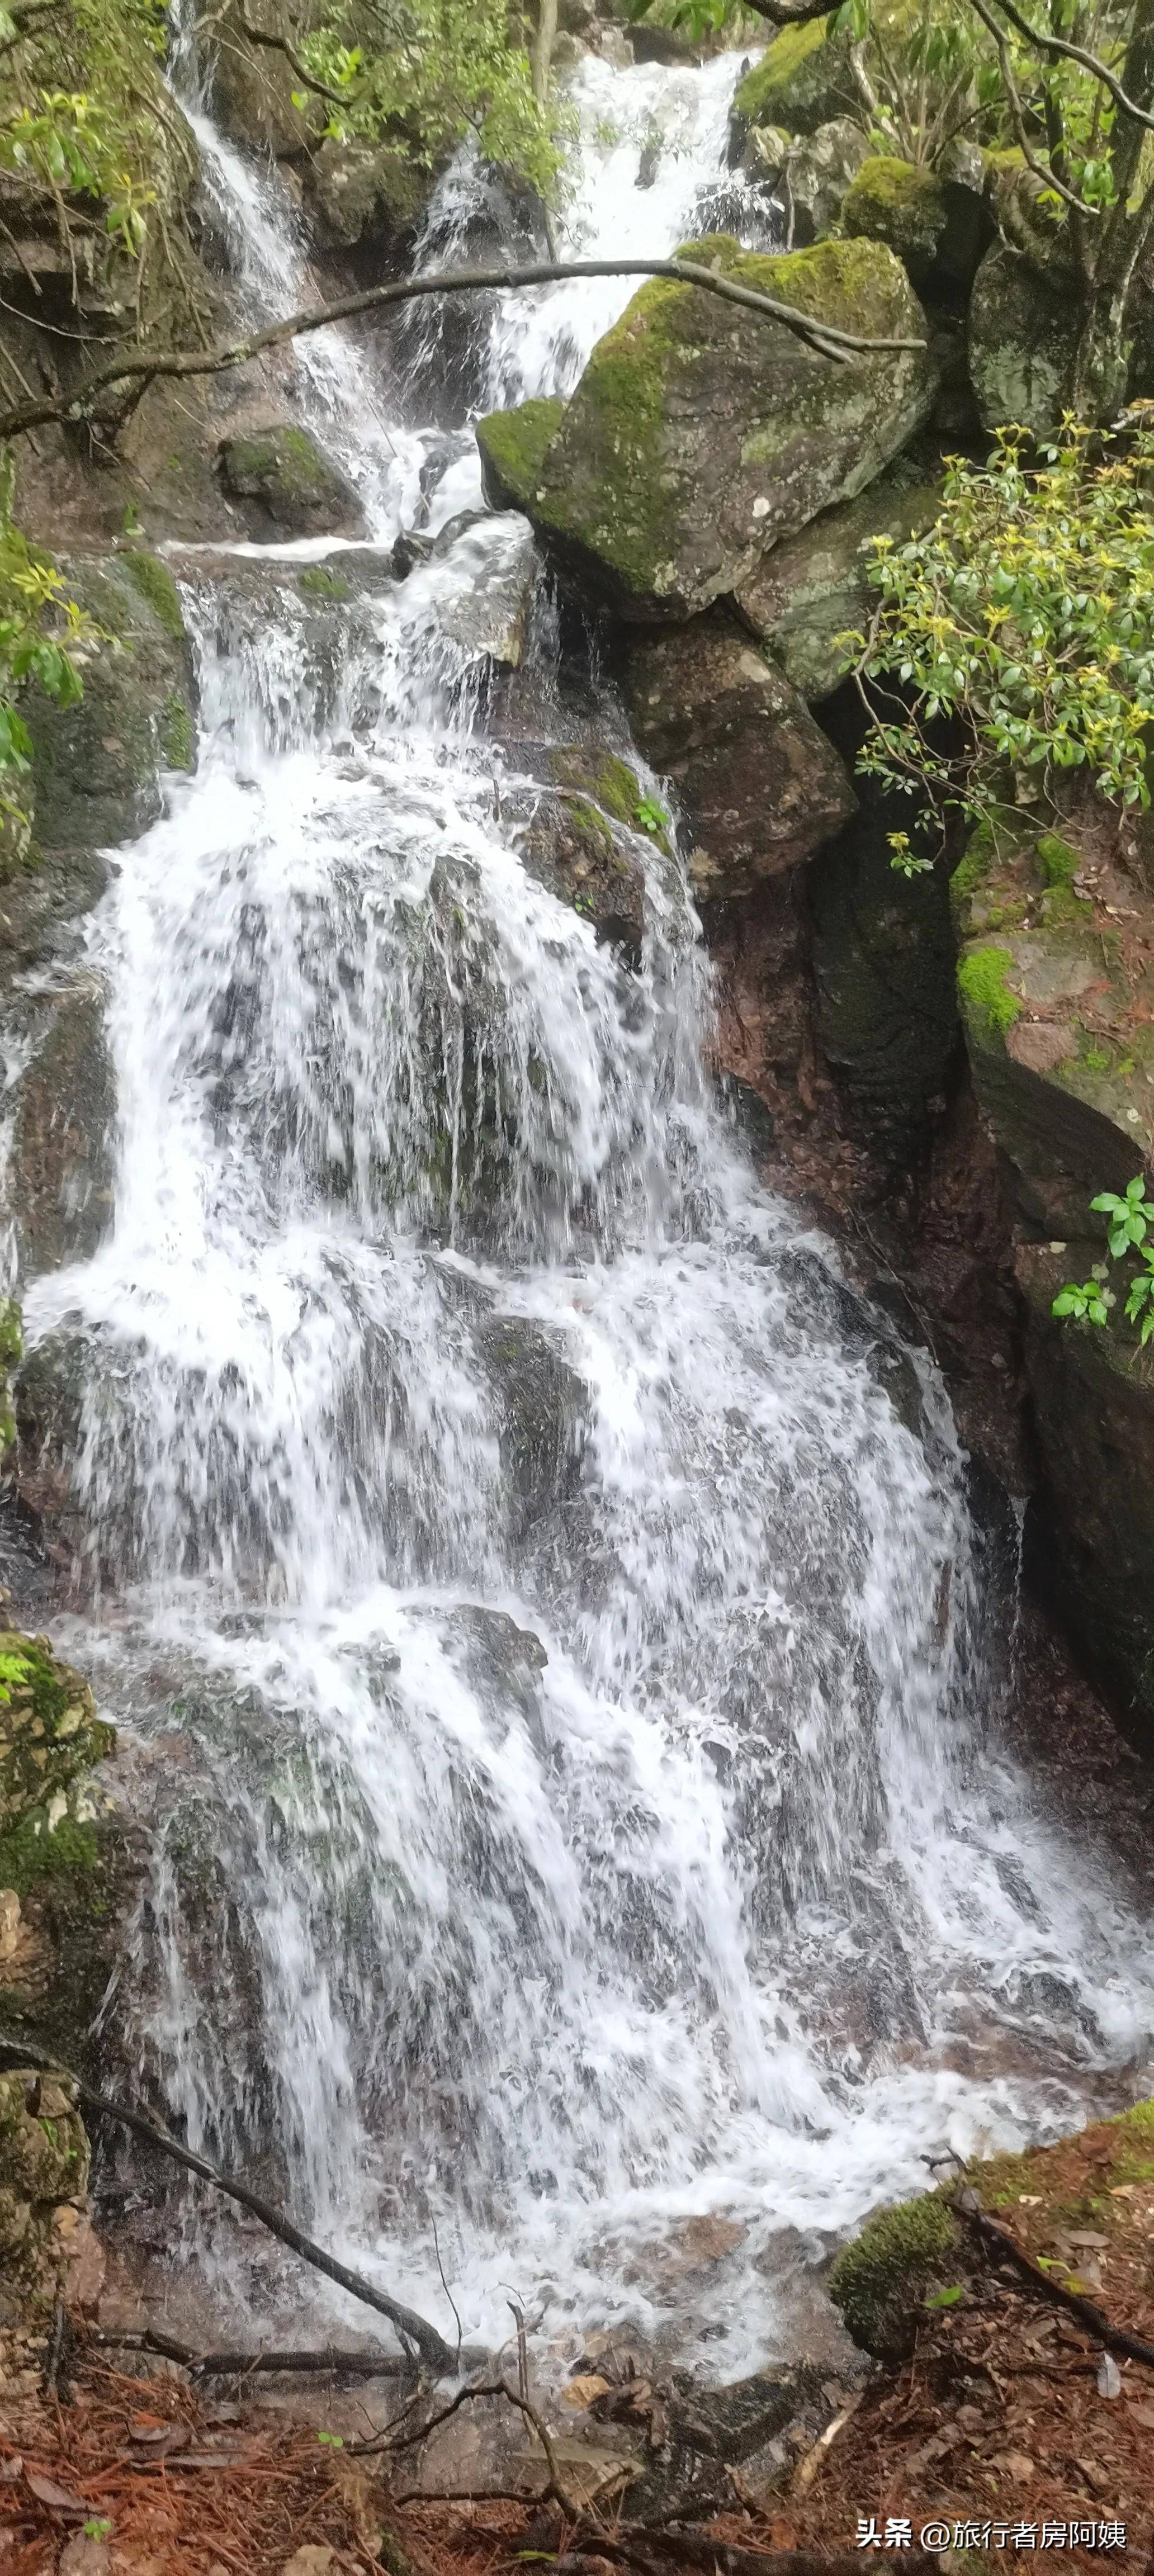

{"left": 9, "top": 986, "right": 116, "bottom": 1280}
{"left": 475, "top": 236, "right": 935, "bottom": 622}
{"left": 1018, "top": 1243, "right": 1154, "bottom": 1747}
{"left": 25, "top": 550, "right": 197, "bottom": 852}
{"left": 474, "top": 1314, "right": 588, "bottom": 1542}
{"left": 218, "top": 424, "right": 366, "bottom": 539}
{"left": 301, "top": 139, "right": 428, "bottom": 263}
{"left": 508, "top": 744, "right": 672, "bottom": 955}
{"left": 624, "top": 612, "right": 855, "bottom": 897}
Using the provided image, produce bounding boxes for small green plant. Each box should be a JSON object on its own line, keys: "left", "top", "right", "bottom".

{"left": 122, "top": 500, "right": 141, "bottom": 536}
{"left": 888, "top": 830, "right": 934, "bottom": 878}
{"left": 316, "top": 2428, "right": 344, "bottom": 2447}
{"left": 924, "top": 2283, "right": 964, "bottom": 2308}
{"left": 1053, "top": 1175, "right": 1154, "bottom": 1350}
{"left": 635, "top": 793, "right": 668, "bottom": 835}
{"left": 0, "top": 1651, "right": 32, "bottom": 1704}
{"left": 1091, "top": 1175, "right": 1154, "bottom": 1256}
{"left": 83, "top": 2521, "right": 112, "bottom": 2542}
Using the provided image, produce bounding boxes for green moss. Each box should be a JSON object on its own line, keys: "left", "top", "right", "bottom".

{"left": 841, "top": 153, "right": 949, "bottom": 254}
{"left": 298, "top": 565, "right": 351, "bottom": 600}
{"left": 958, "top": 942, "right": 1023, "bottom": 1044}
{"left": 159, "top": 691, "right": 194, "bottom": 769}
{"left": 829, "top": 2192, "right": 960, "bottom": 2357}
{"left": 0, "top": 1628, "right": 114, "bottom": 1837}
{"left": 1037, "top": 830, "right": 1079, "bottom": 887}
{"left": 0, "top": 1809, "right": 100, "bottom": 1898}
{"left": 475, "top": 397, "right": 565, "bottom": 511}
{"left": 733, "top": 13, "right": 844, "bottom": 131}
{"left": 119, "top": 548, "right": 186, "bottom": 643}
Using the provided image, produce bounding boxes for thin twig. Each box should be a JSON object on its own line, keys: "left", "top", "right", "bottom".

{"left": 351, "top": 2375, "right": 579, "bottom": 2522}
{"left": 0, "top": 2032, "right": 457, "bottom": 2375}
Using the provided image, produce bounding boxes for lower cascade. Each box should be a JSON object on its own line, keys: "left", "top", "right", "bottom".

{"left": 5, "top": 14, "right": 1154, "bottom": 2389}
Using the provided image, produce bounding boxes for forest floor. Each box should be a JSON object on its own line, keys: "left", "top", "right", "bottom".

{"left": 5, "top": 2099, "right": 1154, "bottom": 2576}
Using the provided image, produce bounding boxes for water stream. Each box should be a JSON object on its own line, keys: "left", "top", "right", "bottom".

{"left": 21, "top": 32, "right": 1154, "bottom": 2370}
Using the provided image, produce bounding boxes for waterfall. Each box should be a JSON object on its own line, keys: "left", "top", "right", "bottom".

{"left": 23, "top": 30, "right": 1154, "bottom": 2369}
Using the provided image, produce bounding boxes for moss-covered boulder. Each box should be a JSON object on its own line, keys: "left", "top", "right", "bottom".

{"left": 952, "top": 817, "right": 1154, "bottom": 1234}
{"left": 625, "top": 609, "right": 855, "bottom": 897}
{"left": 829, "top": 2191, "right": 961, "bottom": 2362}
{"left": 840, "top": 153, "right": 992, "bottom": 299}
{"left": 734, "top": 459, "right": 942, "bottom": 703}
{"left": 1016, "top": 1240, "right": 1154, "bottom": 1744}
{"left": 476, "top": 236, "right": 935, "bottom": 622}
{"left": 219, "top": 423, "right": 365, "bottom": 539}
{"left": 23, "top": 548, "right": 197, "bottom": 849}
{"left": 301, "top": 138, "right": 428, "bottom": 259}
{"left": 968, "top": 240, "right": 1071, "bottom": 435}
{"left": 730, "top": 13, "right": 858, "bottom": 146}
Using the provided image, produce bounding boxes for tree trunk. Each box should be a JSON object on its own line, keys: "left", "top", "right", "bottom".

{"left": 531, "top": 0, "right": 559, "bottom": 107}
{"left": 1065, "top": 281, "right": 1133, "bottom": 423}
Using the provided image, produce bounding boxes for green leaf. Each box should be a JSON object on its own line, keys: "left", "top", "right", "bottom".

{"left": 924, "top": 2284, "right": 964, "bottom": 2309}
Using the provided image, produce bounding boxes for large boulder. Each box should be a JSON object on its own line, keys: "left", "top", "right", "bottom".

{"left": 624, "top": 611, "right": 855, "bottom": 899}
{"left": 968, "top": 240, "right": 1071, "bottom": 435}
{"left": 951, "top": 816, "right": 1154, "bottom": 1235}
{"left": 840, "top": 154, "right": 992, "bottom": 300}
{"left": 1018, "top": 1241, "right": 1154, "bottom": 1746}
{"left": 218, "top": 423, "right": 366, "bottom": 539}
{"left": 475, "top": 236, "right": 935, "bottom": 623}
{"left": 24, "top": 550, "right": 197, "bottom": 850}
{"left": 730, "top": 13, "right": 858, "bottom": 148}
{"left": 733, "top": 460, "right": 942, "bottom": 703}
{"left": 301, "top": 139, "right": 428, "bottom": 261}
{"left": 770, "top": 117, "right": 871, "bottom": 245}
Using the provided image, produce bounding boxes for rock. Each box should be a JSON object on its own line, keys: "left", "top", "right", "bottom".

{"left": 729, "top": 12, "right": 858, "bottom": 147}
{"left": 828, "top": 2191, "right": 961, "bottom": 2361}
{"left": 509, "top": 745, "right": 671, "bottom": 954}
{"left": 280, "top": 2552, "right": 336, "bottom": 2576}
{"left": 59, "top": 2540, "right": 110, "bottom": 2576}
{"left": 420, "top": 513, "right": 541, "bottom": 669}
{"left": 474, "top": 1314, "right": 587, "bottom": 1541}
{"left": 0, "top": 1626, "right": 113, "bottom": 1880}
{"left": 733, "top": 460, "right": 943, "bottom": 703}
{"left": 8, "top": 983, "right": 116, "bottom": 1278}
{"left": 212, "top": 0, "right": 315, "bottom": 156}
{"left": 952, "top": 817, "right": 1154, "bottom": 1235}
{"left": 0, "top": 2065, "right": 91, "bottom": 2309}
{"left": 301, "top": 139, "right": 427, "bottom": 259}
{"left": 476, "top": 396, "right": 565, "bottom": 515}
{"left": 476, "top": 236, "right": 935, "bottom": 622}
{"left": 968, "top": 240, "right": 1071, "bottom": 435}
{"left": 25, "top": 551, "right": 197, "bottom": 850}
{"left": 624, "top": 612, "right": 855, "bottom": 898}
{"left": 808, "top": 726, "right": 959, "bottom": 1145}
{"left": 840, "top": 154, "right": 992, "bottom": 300}
{"left": 1018, "top": 1240, "right": 1154, "bottom": 1743}
{"left": 773, "top": 117, "right": 871, "bottom": 245}
{"left": 218, "top": 424, "right": 366, "bottom": 538}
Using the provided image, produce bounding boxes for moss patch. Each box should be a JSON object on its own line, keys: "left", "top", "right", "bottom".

{"left": 829, "top": 2192, "right": 960, "bottom": 2360}
{"left": 298, "top": 565, "right": 351, "bottom": 600}
{"left": 476, "top": 397, "right": 566, "bottom": 514}
{"left": 733, "top": 13, "right": 852, "bottom": 135}
{"left": 957, "top": 941, "right": 1023, "bottom": 1043}
{"left": 159, "top": 690, "right": 195, "bottom": 769}
{"left": 119, "top": 548, "right": 187, "bottom": 642}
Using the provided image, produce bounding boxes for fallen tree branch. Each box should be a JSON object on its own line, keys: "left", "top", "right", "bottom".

{"left": 0, "top": 254, "right": 927, "bottom": 444}
{"left": 0, "top": 2033, "right": 457, "bottom": 2375}
{"left": 953, "top": 2184, "right": 1154, "bottom": 2368}
{"left": 352, "top": 2374, "right": 579, "bottom": 2521}
{"left": 92, "top": 2327, "right": 407, "bottom": 2380}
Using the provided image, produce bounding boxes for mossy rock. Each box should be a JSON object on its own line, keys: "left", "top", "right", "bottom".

{"left": 510, "top": 745, "right": 670, "bottom": 956}
{"left": 301, "top": 138, "right": 428, "bottom": 257}
{"left": 0, "top": 2068, "right": 91, "bottom": 2309}
{"left": 768, "top": 116, "right": 871, "bottom": 244}
{"left": 731, "top": 13, "right": 857, "bottom": 141}
{"left": 829, "top": 2191, "right": 961, "bottom": 2361}
{"left": 477, "top": 235, "right": 935, "bottom": 621}
{"left": 953, "top": 817, "right": 1154, "bottom": 1235}
{"left": 968, "top": 240, "right": 1072, "bottom": 435}
{"left": 735, "top": 457, "right": 942, "bottom": 702}
{"left": 23, "top": 549, "right": 196, "bottom": 849}
{"left": 0, "top": 1626, "right": 113, "bottom": 1868}
{"left": 219, "top": 423, "right": 365, "bottom": 538}
{"left": 476, "top": 398, "right": 565, "bottom": 515}
{"left": 840, "top": 153, "right": 991, "bottom": 298}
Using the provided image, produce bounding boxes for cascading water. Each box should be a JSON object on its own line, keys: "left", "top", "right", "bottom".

{"left": 21, "top": 29, "right": 1154, "bottom": 2369}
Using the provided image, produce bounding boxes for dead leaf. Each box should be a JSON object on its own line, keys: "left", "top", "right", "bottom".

{"left": 24, "top": 2470, "right": 93, "bottom": 2516}
{"left": 1096, "top": 2354, "right": 1122, "bottom": 2399}
{"left": 561, "top": 2376, "right": 612, "bottom": 2412}
{"left": 1126, "top": 2402, "right": 1154, "bottom": 2430}
{"left": 1065, "top": 2231, "right": 1109, "bottom": 2248}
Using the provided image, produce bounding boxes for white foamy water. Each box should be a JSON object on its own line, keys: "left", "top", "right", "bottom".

{"left": 18, "top": 26, "right": 1154, "bottom": 2370}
